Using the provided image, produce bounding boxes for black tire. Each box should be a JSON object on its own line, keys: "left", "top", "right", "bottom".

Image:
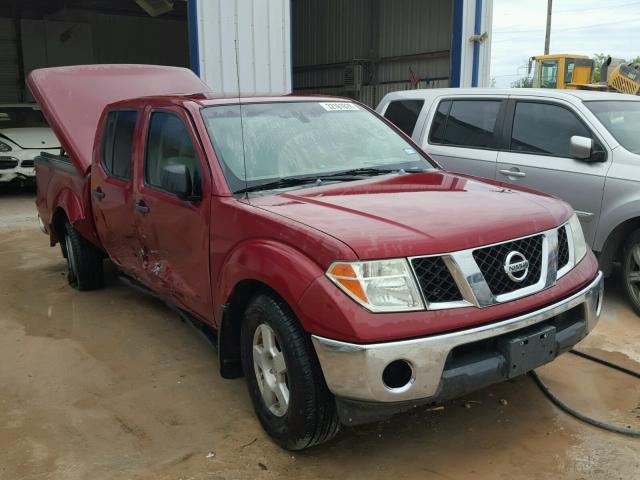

{"left": 622, "top": 229, "right": 640, "bottom": 316}
{"left": 63, "top": 220, "right": 104, "bottom": 291}
{"left": 240, "top": 294, "right": 340, "bottom": 450}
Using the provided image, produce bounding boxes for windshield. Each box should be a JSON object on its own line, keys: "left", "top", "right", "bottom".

{"left": 540, "top": 61, "right": 558, "bottom": 88}
{"left": 585, "top": 100, "right": 640, "bottom": 154}
{"left": 201, "top": 101, "right": 436, "bottom": 193}
{"left": 0, "top": 106, "right": 48, "bottom": 128}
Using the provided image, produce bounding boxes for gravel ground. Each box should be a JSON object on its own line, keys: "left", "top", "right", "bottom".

{"left": 0, "top": 188, "right": 638, "bottom": 480}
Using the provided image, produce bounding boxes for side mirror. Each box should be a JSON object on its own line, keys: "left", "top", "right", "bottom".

{"left": 161, "top": 164, "right": 193, "bottom": 200}
{"left": 570, "top": 136, "right": 594, "bottom": 160}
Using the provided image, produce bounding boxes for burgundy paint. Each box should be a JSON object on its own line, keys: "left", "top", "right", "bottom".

{"left": 31, "top": 65, "right": 598, "bottom": 345}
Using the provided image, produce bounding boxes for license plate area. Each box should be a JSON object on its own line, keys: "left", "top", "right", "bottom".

{"left": 497, "top": 324, "right": 557, "bottom": 378}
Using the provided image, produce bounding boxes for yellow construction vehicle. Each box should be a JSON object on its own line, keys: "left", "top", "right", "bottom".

{"left": 528, "top": 54, "right": 640, "bottom": 95}
{"left": 529, "top": 54, "right": 596, "bottom": 89}
{"left": 602, "top": 57, "right": 640, "bottom": 95}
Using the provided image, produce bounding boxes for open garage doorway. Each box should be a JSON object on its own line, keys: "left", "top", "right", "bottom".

{"left": 291, "top": 0, "right": 453, "bottom": 106}
{"left": 0, "top": 0, "right": 189, "bottom": 103}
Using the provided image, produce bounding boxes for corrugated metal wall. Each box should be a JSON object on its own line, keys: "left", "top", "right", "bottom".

{"left": 195, "top": 0, "right": 291, "bottom": 96}
{"left": 292, "top": 0, "right": 452, "bottom": 106}
{"left": 0, "top": 18, "right": 21, "bottom": 102}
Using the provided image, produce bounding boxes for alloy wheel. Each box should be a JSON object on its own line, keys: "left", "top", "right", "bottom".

{"left": 626, "top": 244, "right": 640, "bottom": 306}
{"left": 252, "top": 323, "right": 290, "bottom": 417}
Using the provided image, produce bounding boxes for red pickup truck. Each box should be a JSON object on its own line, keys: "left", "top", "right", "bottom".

{"left": 30, "top": 65, "right": 603, "bottom": 450}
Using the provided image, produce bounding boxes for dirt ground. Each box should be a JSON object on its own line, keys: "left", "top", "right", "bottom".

{"left": 0, "top": 185, "right": 638, "bottom": 480}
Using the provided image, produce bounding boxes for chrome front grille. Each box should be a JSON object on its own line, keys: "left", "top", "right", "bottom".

{"left": 409, "top": 223, "right": 572, "bottom": 309}
{"left": 472, "top": 234, "right": 544, "bottom": 296}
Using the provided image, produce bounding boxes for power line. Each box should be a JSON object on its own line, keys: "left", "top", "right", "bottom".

{"left": 493, "top": 17, "right": 640, "bottom": 43}
{"left": 496, "top": 16, "right": 640, "bottom": 36}
{"left": 555, "top": 0, "right": 640, "bottom": 12}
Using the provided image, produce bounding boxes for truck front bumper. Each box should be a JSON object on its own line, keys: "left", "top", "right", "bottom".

{"left": 312, "top": 271, "right": 603, "bottom": 420}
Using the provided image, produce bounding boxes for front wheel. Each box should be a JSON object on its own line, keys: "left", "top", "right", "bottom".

{"left": 240, "top": 294, "right": 339, "bottom": 450}
{"left": 622, "top": 229, "right": 640, "bottom": 316}
{"left": 63, "top": 220, "right": 104, "bottom": 291}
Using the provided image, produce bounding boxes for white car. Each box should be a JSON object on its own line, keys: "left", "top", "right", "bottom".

{"left": 0, "top": 104, "right": 60, "bottom": 184}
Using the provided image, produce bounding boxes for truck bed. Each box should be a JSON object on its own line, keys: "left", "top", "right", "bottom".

{"left": 35, "top": 152, "right": 101, "bottom": 248}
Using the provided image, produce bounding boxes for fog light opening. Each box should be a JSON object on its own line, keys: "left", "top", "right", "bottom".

{"left": 382, "top": 359, "right": 414, "bottom": 391}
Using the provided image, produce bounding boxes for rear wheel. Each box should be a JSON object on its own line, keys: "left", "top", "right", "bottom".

{"left": 240, "top": 294, "right": 340, "bottom": 450}
{"left": 63, "top": 220, "right": 104, "bottom": 291}
{"left": 622, "top": 229, "right": 640, "bottom": 316}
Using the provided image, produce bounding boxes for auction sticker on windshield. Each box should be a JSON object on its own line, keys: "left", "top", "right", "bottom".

{"left": 319, "top": 102, "right": 360, "bottom": 112}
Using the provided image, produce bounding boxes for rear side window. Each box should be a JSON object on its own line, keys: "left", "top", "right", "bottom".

{"left": 383, "top": 99, "right": 424, "bottom": 136}
{"left": 429, "top": 99, "right": 501, "bottom": 149}
{"left": 100, "top": 110, "right": 137, "bottom": 180}
{"left": 510, "top": 102, "right": 591, "bottom": 156}
{"left": 144, "top": 111, "right": 202, "bottom": 190}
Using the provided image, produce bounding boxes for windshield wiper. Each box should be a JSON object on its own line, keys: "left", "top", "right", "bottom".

{"left": 235, "top": 177, "right": 321, "bottom": 194}
{"left": 234, "top": 166, "right": 432, "bottom": 194}
{"left": 320, "top": 167, "right": 397, "bottom": 178}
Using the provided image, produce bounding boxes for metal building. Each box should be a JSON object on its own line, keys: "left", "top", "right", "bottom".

{"left": 1, "top": 0, "right": 492, "bottom": 108}
{"left": 191, "top": 0, "right": 494, "bottom": 106}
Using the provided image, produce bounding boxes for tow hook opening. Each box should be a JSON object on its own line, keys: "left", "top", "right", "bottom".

{"left": 596, "top": 288, "right": 604, "bottom": 317}
{"left": 382, "top": 359, "right": 414, "bottom": 391}
{"left": 37, "top": 215, "right": 47, "bottom": 234}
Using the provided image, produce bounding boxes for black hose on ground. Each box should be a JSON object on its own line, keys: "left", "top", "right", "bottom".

{"left": 569, "top": 349, "right": 640, "bottom": 379}
{"left": 529, "top": 349, "right": 640, "bottom": 438}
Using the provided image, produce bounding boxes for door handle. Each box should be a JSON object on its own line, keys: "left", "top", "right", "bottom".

{"left": 499, "top": 168, "right": 527, "bottom": 178}
{"left": 135, "top": 201, "right": 150, "bottom": 214}
{"left": 92, "top": 188, "right": 105, "bottom": 200}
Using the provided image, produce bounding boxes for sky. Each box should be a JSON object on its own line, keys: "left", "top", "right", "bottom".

{"left": 491, "top": 0, "right": 640, "bottom": 87}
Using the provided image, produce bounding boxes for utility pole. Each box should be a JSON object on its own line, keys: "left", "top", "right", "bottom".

{"left": 544, "top": 0, "right": 552, "bottom": 54}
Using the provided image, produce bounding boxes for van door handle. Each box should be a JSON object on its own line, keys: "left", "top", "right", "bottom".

{"left": 499, "top": 168, "right": 527, "bottom": 178}
{"left": 135, "top": 201, "right": 150, "bottom": 214}
{"left": 92, "top": 188, "right": 105, "bottom": 200}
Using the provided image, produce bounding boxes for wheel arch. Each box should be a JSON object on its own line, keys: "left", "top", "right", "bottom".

{"left": 214, "top": 240, "right": 325, "bottom": 379}
{"left": 598, "top": 216, "right": 640, "bottom": 275}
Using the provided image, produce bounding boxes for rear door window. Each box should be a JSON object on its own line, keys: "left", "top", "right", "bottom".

{"left": 100, "top": 110, "right": 137, "bottom": 180}
{"left": 429, "top": 99, "right": 502, "bottom": 149}
{"left": 383, "top": 99, "right": 424, "bottom": 136}
{"left": 510, "top": 102, "right": 591, "bottom": 157}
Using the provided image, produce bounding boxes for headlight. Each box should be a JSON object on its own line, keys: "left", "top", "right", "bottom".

{"left": 568, "top": 213, "right": 588, "bottom": 263}
{"left": 326, "top": 259, "right": 424, "bottom": 312}
{"left": 0, "top": 140, "right": 12, "bottom": 152}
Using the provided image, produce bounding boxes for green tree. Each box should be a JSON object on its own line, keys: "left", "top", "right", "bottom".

{"left": 511, "top": 77, "right": 533, "bottom": 88}
{"left": 592, "top": 53, "right": 609, "bottom": 82}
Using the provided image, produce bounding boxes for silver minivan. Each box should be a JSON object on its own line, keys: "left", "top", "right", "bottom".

{"left": 377, "top": 88, "right": 640, "bottom": 314}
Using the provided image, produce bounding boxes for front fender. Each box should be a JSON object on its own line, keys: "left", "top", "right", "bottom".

{"left": 215, "top": 239, "right": 325, "bottom": 329}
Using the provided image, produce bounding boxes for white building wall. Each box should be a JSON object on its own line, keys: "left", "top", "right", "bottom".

{"left": 195, "top": 0, "right": 291, "bottom": 96}
{"left": 458, "top": 0, "right": 493, "bottom": 87}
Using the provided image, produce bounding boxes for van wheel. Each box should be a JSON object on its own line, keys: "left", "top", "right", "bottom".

{"left": 63, "top": 220, "right": 104, "bottom": 291}
{"left": 240, "top": 294, "right": 340, "bottom": 450}
{"left": 622, "top": 229, "right": 640, "bottom": 316}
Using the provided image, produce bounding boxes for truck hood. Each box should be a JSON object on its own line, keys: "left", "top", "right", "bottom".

{"left": 0, "top": 128, "right": 60, "bottom": 149}
{"left": 249, "top": 171, "right": 572, "bottom": 259}
{"left": 26, "top": 64, "right": 211, "bottom": 175}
